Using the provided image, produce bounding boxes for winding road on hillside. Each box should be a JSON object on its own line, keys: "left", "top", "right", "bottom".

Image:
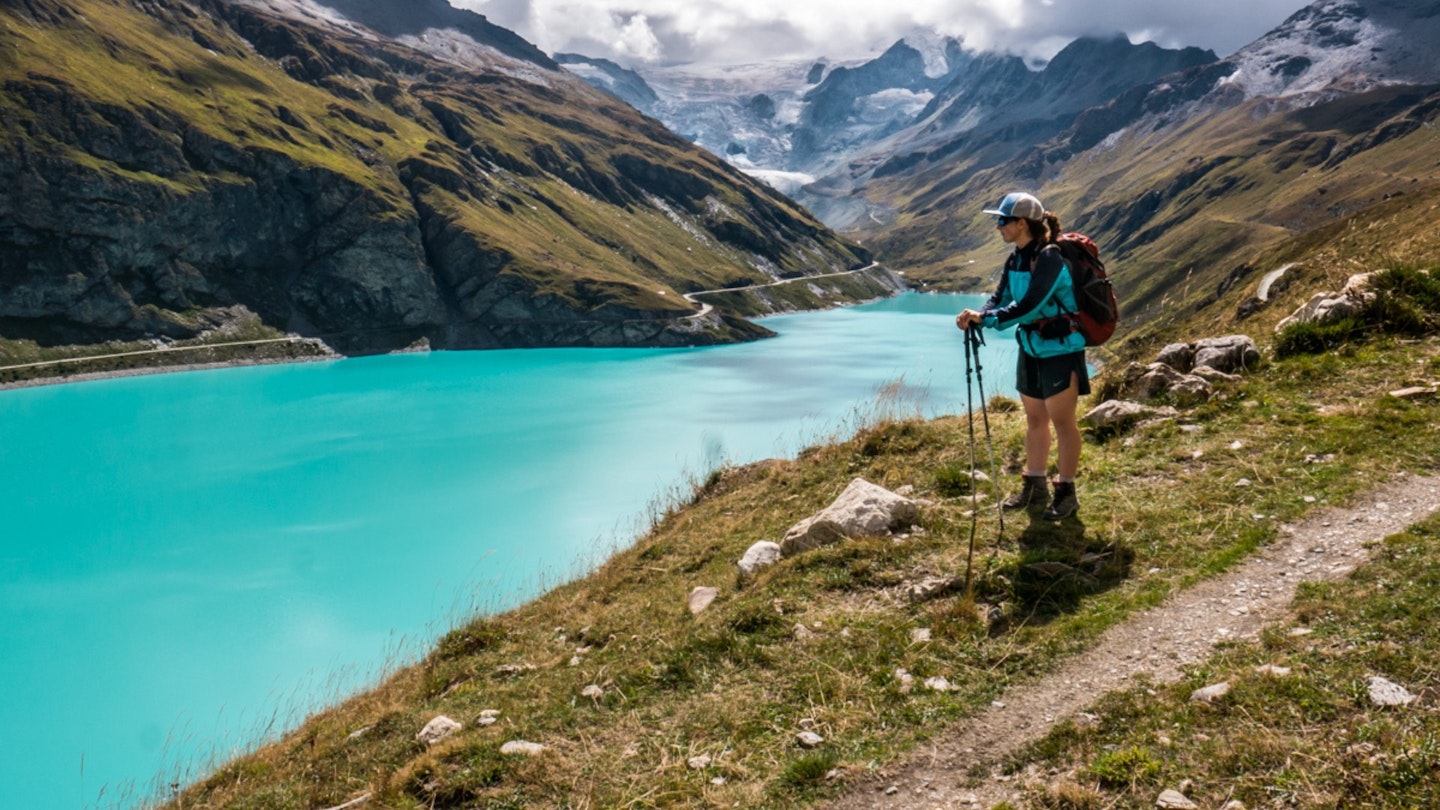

{"left": 822, "top": 472, "right": 1440, "bottom": 809}
{"left": 0, "top": 264, "right": 889, "bottom": 382}
{"left": 682, "top": 262, "right": 885, "bottom": 319}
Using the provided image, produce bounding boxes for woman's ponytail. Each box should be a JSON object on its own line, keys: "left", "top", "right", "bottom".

{"left": 1043, "top": 212, "right": 1063, "bottom": 244}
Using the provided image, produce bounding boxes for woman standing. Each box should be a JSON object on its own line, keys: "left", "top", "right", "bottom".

{"left": 956, "top": 192, "right": 1088, "bottom": 521}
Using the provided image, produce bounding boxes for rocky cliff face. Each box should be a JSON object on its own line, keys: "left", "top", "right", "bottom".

{"left": 0, "top": 0, "right": 882, "bottom": 356}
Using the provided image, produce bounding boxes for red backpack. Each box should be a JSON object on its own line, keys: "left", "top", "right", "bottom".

{"left": 1052, "top": 233, "right": 1119, "bottom": 347}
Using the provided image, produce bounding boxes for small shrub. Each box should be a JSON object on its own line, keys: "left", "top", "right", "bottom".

{"left": 1086, "top": 745, "right": 1162, "bottom": 788}
{"left": 1275, "top": 263, "right": 1440, "bottom": 357}
{"left": 1372, "top": 263, "right": 1440, "bottom": 315}
{"left": 859, "top": 421, "right": 924, "bottom": 457}
{"left": 777, "top": 750, "right": 839, "bottom": 792}
{"left": 727, "top": 601, "right": 786, "bottom": 636}
{"left": 431, "top": 619, "right": 508, "bottom": 662}
{"left": 1274, "top": 316, "right": 1366, "bottom": 358}
{"left": 934, "top": 462, "right": 982, "bottom": 496}
{"left": 1043, "top": 779, "right": 1104, "bottom": 809}
{"left": 987, "top": 395, "right": 1021, "bottom": 413}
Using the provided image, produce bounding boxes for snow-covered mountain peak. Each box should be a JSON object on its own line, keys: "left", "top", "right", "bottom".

{"left": 1222, "top": 0, "right": 1440, "bottom": 98}
{"left": 894, "top": 30, "right": 969, "bottom": 78}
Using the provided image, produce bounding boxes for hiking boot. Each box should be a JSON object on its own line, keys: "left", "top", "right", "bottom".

{"left": 1043, "top": 481, "right": 1079, "bottom": 521}
{"left": 1001, "top": 474, "right": 1049, "bottom": 511}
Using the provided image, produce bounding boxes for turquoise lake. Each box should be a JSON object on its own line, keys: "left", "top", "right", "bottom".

{"left": 0, "top": 292, "right": 1020, "bottom": 808}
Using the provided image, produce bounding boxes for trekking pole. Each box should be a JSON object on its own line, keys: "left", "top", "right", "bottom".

{"left": 962, "top": 325, "right": 981, "bottom": 592}
{"left": 966, "top": 327, "right": 1006, "bottom": 539}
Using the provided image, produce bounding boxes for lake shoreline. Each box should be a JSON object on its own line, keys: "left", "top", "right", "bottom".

{"left": 0, "top": 353, "right": 339, "bottom": 392}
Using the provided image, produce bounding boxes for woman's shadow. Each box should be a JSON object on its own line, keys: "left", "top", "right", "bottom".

{"left": 990, "top": 512, "right": 1134, "bottom": 629}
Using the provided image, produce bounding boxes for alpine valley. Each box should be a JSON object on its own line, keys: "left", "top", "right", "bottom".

{"left": 0, "top": 0, "right": 896, "bottom": 363}
{"left": 565, "top": 0, "right": 1440, "bottom": 362}
{"left": 8, "top": 0, "right": 1440, "bottom": 807}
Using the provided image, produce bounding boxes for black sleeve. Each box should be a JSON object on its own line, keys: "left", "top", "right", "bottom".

{"left": 991, "top": 246, "right": 1066, "bottom": 328}
{"left": 979, "top": 253, "right": 1014, "bottom": 314}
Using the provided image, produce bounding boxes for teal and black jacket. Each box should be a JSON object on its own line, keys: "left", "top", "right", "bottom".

{"left": 978, "top": 241, "right": 1086, "bottom": 358}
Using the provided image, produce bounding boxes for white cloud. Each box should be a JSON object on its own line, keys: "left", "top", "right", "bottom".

{"left": 456, "top": 0, "right": 1309, "bottom": 65}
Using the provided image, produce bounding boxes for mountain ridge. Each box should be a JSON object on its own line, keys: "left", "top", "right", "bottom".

{"left": 0, "top": 0, "right": 893, "bottom": 361}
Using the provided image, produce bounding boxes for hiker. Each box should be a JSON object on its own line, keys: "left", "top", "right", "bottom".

{"left": 956, "top": 191, "right": 1088, "bottom": 520}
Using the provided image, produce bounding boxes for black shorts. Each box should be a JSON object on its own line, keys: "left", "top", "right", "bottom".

{"left": 1015, "top": 351, "right": 1090, "bottom": 400}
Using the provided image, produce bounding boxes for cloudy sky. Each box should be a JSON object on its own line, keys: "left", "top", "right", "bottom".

{"left": 456, "top": 0, "right": 1309, "bottom": 66}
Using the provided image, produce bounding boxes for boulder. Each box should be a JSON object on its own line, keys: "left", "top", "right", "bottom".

{"left": 1156, "top": 342, "right": 1195, "bottom": 372}
{"left": 1127, "top": 362, "right": 1213, "bottom": 405}
{"left": 779, "top": 478, "right": 920, "bottom": 556}
{"left": 1083, "top": 400, "right": 1178, "bottom": 433}
{"left": 416, "top": 715, "right": 462, "bottom": 745}
{"left": 1193, "top": 335, "right": 1259, "bottom": 373}
{"left": 1190, "top": 365, "right": 1240, "bottom": 384}
{"left": 1275, "top": 273, "right": 1376, "bottom": 333}
{"left": 737, "top": 541, "right": 782, "bottom": 576}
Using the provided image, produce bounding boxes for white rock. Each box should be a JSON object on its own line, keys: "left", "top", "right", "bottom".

{"left": 923, "top": 676, "right": 955, "bottom": 692}
{"left": 416, "top": 715, "right": 462, "bottom": 745}
{"left": 581, "top": 684, "right": 604, "bottom": 699}
{"left": 1156, "top": 788, "right": 1200, "bottom": 809}
{"left": 796, "top": 731, "right": 825, "bottom": 748}
{"left": 1368, "top": 675, "right": 1417, "bottom": 706}
{"left": 779, "top": 478, "right": 921, "bottom": 556}
{"left": 1190, "top": 682, "right": 1231, "bottom": 704}
{"left": 910, "top": 628, "right": 932, "bottom": 643}
{"left": 710, "top": 776, "right": 727, "bottom": 785}
{"left": 1083, "top": 399, "right": 1178, "bottom": 431}
{"left": 895, "top": 667, "right": 915, "bottom": 694}
{"left": 687, "top": 586, "right": 718, "bottom": 615}
{"left": 737, "top": 541, "right": 782, "bottom": 575}
{"left": 687, "top": 754, "right": 712, "bottom": 770}
{"left": 499, "top": 740, "right": 548, "bottom": 756}
{"left": 1193, "top": 334, "right": 1259, "bottom": 373}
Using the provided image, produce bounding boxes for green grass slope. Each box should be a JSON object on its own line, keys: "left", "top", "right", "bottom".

{"left": 161, "top": 200, "right": 1440, "bottom": 808}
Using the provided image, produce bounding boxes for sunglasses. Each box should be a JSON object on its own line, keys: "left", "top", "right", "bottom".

{"left": 995, "top": 215, "right": 1019, "bottom": 226}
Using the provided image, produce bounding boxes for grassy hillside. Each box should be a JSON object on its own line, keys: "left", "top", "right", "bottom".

{"left": 0, "top": 0, "right": 882, "bottom": 362}
{"left": 161, "top": 202, "right": 1440, "bottom": 808}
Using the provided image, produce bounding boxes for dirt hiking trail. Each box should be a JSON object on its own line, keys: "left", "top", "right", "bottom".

{"left": 823, "top": 472, "right": 1440, "bottom": 809}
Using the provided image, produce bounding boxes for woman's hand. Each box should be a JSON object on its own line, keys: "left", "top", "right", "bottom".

{"left": 956, "top": 309, "right": 983, "bottom": 330}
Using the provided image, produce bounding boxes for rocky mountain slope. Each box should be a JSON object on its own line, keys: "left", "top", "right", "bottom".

{"left": 558, "top": 32, "right": 1215, "bottom": 232}
{"left": 843, "top": 0, "right": 1440, "bottom": 346}
{"left": 0, "top": 0, "right": 890, "bottom": 356}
